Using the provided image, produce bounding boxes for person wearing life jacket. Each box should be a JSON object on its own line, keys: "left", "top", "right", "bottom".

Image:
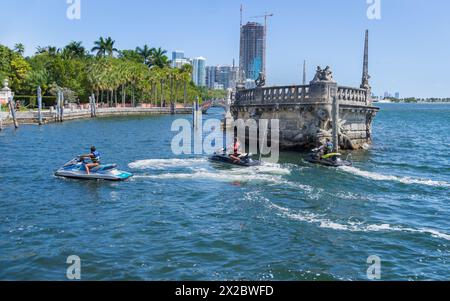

{"left": 314, "top": 139, "right": 334, "bottom": 159}
{"left": 324, "top": 139, "right": 334, "bottom": 155}
{"left": 80, "top": 146, "right": 101, "bottom": 175}
{"left": 229, "top": 137, "right": 241, "bottom": 163}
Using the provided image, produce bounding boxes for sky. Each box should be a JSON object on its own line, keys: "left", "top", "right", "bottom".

{"left": 1, "top": 0, "right": 450, "bottom": 98}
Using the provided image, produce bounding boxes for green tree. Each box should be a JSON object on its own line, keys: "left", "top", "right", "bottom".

{"left": 35, "top": 46, "right": 60, "bottom": 56}
{"left": 119, "top": 49, "right": 143, "bottom": 63}
{"left": 136, "top": 44, "right": 154, "bottom": 66}
{"left": 62, "top": 41, "right": 86, "bottom": 59}
{"left": 14, "top": 43, "right": 25, "bottom": 56}
{"left": 150, "top": 47, "right": 170, "bottom": 68}
{"left": 0, "top": 45, "right": 31, "bottom": 92}
{"left": 92, "top": 37, "right": 118, "bottom": 57}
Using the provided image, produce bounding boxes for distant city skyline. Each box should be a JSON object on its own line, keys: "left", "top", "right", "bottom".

{"left": 2, "top": 0, "right": 450, "bottom": 97}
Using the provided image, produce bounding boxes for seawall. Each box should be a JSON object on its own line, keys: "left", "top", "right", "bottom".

{"left": 0, "top": 107, "right": 193, "bottom": 127}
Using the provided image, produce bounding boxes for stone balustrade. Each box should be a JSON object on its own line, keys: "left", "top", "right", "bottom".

{"left": 337, "top": 86, "right": 370, "bottom": 105}
{"left": 235, "top": 85, "right": 310, "bottom": 105}
{"left": 235, "top": 84, "right": 372, "bottom": 106}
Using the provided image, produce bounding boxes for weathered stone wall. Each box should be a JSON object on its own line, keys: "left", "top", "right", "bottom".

{"left": 231, "top": 80, "right": 379, "bottom": 150}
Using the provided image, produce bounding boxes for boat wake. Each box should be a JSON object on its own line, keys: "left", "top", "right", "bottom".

{"left": 339, "top": 166, "right": 450, "bottom": 188}
{"left": 133, "top": 169, "right": 284, "bottom": 184}
{"left": 263, "top": 198, "right": 450, "bottom": 241}
{"left": 128, "top": 158, "right": 207, "bottom": 170}
{"left": 128, "top": 158, "right": 291, "bottom": 177}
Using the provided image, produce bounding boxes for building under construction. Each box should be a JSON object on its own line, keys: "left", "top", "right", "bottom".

{"left": 239, "top": 21, "right": 265, "bottom": 81}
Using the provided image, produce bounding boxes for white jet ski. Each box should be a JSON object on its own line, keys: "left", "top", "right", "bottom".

{"left": 55, "top": 157, "right": 133, "bottom": 181}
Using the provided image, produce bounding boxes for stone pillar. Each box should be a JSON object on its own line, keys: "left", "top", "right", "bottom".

{"left": 37, "top": 86, "right": 43, "bottom": 125}
{"left": 309, "top": 66, "right": 337, "bottom": 104}
{"left": 224, "top": 88, "right": 234, "bottom": 127}
{"left": 360, "top": 30, "right": 372, "bottom": 106}
{"left": 1, "top": 79, "right": 18, "bottom": 128}
{"left": 309, "top": 66, "right": 338, "bottom": 146}
{"left": 332, "top": 95, "right": 339, "bottom": 152}
{"left": 254, "top": 87, "right": 263, "bottom": 104}
{"left": 0, "top": 79, "right": 13, "bottom": 130}
{"left": 309, "top": 80, "right": 337, "bottom": 104}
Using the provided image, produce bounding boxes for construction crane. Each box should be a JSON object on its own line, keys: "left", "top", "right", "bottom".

{"left": 250, "top": 12, "right": 274, "bottom": 77}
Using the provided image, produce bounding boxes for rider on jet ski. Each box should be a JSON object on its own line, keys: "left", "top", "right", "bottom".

{"left": 314, "top": 139, "right": 334, "bottom": 159}
{"left": 80, "top": 146, "right": 101, "bottom": 174}
{"left": 229, "top": 137, "right": 241, "bottom": 163}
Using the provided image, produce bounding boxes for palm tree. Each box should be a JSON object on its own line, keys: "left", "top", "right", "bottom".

{"left": 154, "top": 67, "right": 168, "bottom": 107}
{"left": 14, "top": 43, "right": 25, "bottom": 55}
{"left": 136, "top": 45, "right": 154, "bottom": 66}
{"left": 35, "top": 46, "right": 60, "bottom": 56}
{"left": 180, "top": 64, "right": 193, "bottom": 106}
{"left": 64, "top": 41, "right": 86, "bottom": 58}
{"left": 92, "top": 37, "right": 118, "bottom": 57}
{"left": 150, "top": 47, "right": 170, "bottom": 68}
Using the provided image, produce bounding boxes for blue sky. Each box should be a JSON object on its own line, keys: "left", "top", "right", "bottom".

{"left": 1, "top": 0, "right": 449, "bottom": 98}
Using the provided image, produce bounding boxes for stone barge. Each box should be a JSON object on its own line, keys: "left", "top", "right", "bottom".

{"left": 231, "top": 31, "right": 379, "bottom": 150}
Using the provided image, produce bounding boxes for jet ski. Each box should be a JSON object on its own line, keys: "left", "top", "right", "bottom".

{"left": 210, "top": 152, "right": 262, "bottom": 167}
{"left": 306, "top": 151, "right": 352, "bottom": 167}
{"left": 55, "top": 157, "right": 133, "bottom": 181}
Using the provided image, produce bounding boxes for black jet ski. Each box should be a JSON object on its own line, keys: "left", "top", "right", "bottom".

{"left": 210, "top": 152, "right": 262, "bottom": 167}
{"left": 306, "top": 152, "right": 352, "bottom": 167}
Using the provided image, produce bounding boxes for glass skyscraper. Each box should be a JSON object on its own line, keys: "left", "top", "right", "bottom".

{"left": 239, "top": 22, "right": 265, "bottom": 81}
{"left": 172, "top": 51, "right": 184, "bottom": 61}
{"left": 192, "top": 57, "right": 206, "bottom": 87}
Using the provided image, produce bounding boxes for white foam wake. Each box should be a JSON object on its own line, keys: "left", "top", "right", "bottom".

{"left": 265, "top": 200, "right": 450, "bottom": 241}
{"left": 339, "top": 166, "right": 450, "bottom": 188}
{"left": 129, "top": 158, "right": 207, "bottom": 170}
{"left": 129, "top": 158, "right": 292, "bottom": 176}
{"left": 233, "top": 163, "right": 291, "bottom": 176}
{"left": 133, "top": 169, "right": 285, "bottom": 184}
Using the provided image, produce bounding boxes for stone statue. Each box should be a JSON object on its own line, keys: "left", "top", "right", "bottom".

{"left": 312, "top": 66, "right": 323, "bottom": 82}
{"left": 323, "top": 66, "right": 333, "bottom": 81}
{"left": 255, "top": 72, "right": 266, "bottom": 87}
{"left": 3, "top": 79, "right": 9, "bottom": 88}
{"left": 361, "top": 73, "right": 371, "bottom": 89}
{"left": 312, "top": 66, "right": 334, "bottom": 82}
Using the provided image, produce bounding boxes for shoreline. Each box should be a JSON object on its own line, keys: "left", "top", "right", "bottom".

{"left": 0, "top": 106, "right": 193, "bottom": 128}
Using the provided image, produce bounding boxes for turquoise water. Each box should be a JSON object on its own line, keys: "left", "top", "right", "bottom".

{"left": 0, "top": 103, "right": 449, "bottom": 280}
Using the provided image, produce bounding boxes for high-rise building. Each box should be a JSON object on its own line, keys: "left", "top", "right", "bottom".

{"left": 205, "top": 65, "right": 240, "bottom": 90}
{"left": 395, "top": 92, "right": 400, "bottom": 99}
{"left": 171, "top": 51, "right": 190, "bottom": 69}
{"left": 239, "top": 22, "right": 265, "bottom": 81}
{"left": 192, "top": 57, "right": 206, "bottom": 87}
{"left": 213, "top": 83, "right": 224, "bottom": 90}
{"left": 206, "top": 66, "right": 217, "bottom": 88}
{"left": 172, "top": 51, "right": 184, "bottom": 61}
{"left": 172, "top": 58, "right": 191, "bottom": 69}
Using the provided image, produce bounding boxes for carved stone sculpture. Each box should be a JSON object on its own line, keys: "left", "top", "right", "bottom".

{"left": 255, "top": 72, "right": 266, "bottom": 87}
{"left": 311, "top": 66, "right": 334, "bottom": 82}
